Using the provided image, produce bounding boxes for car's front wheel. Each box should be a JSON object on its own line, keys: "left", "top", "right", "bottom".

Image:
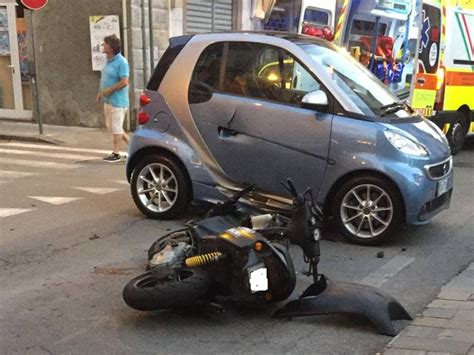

{"left": 131, "top": 154, "right": 191, "bottom": 219}
{"left": 332, "top": 175, "right": 403, "bottom": 245}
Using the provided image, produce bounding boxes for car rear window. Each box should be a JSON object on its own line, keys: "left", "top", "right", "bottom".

{"left": 147, "top": 35, "right": 193, "bottom": 91}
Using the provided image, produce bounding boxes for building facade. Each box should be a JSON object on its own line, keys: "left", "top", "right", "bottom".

{"left": 0, "top": 0, "right": 263, "bottom": 129}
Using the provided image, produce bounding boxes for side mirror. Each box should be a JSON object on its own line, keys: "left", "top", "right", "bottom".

{"left": 301, "top": 90, "right": 328, "bottom": 111}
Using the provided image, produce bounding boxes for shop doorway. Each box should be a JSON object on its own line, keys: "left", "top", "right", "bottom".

{"left": 0, "top": 1, "right": 32, "bottom": 119}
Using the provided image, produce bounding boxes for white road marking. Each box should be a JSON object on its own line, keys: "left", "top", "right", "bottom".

{"left": 1, "top": 158, "right": 80, "bottom": 170}
{"left": 114, "top": 180, "right": 129, "bottom": 185}
{"left": 361, "top": 255, "right": 415, "bottom": 288}
{"left": 0, "top": 148, "right": 99, "bottom": 161}
{"left": 28, "top": 196, "right": 83, "bottom": 205}
{"left": 0, "top": 170, "right": 36, "bottom": 179}
{"left": 0, "top": 208, "right": 35, "bottom": 218}
{"left": 73, "top": 187, "right": 123, "bottom": 195}
{"left": 0, "top": 142, "right": 125, "bottom": 156}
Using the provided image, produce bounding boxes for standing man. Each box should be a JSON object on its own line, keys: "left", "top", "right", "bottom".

{"left": 97, "top": 34, "right": 130, "bottom": 162}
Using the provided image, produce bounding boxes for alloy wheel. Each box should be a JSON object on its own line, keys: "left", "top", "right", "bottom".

{"left": 340, "top": 184, "right": 393, "bottom": 239}
{"left": 136, "top": 163, "right": 178, "bottom": 213}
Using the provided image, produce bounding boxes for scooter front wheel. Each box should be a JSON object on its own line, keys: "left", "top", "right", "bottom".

{"left": 123, "top": 269, "right": 210, "bottom": 311}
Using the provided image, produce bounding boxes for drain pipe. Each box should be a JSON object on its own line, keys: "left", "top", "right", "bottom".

{"left": 141, "top": 0, "right": 149, "bottom": 85}
{"left": 148, "top": 0, "right": 155, "bottom": 70}
{"left": 122, "top": 0, "right": 131, "bottom": 131}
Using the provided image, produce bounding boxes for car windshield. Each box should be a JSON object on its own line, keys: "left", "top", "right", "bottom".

{"left": 298, "top": 41, "right": 411, "bottom": 118}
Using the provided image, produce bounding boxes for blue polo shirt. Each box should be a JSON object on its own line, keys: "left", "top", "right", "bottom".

{"left": 101, "top": 53, "right": 129, "bottom": 108}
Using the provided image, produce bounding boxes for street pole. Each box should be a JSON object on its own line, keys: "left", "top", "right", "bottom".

{"left": 28, "top": 9, "right": 42, "bottom": 134}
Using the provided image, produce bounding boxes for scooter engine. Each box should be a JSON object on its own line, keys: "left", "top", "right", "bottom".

{"left": 149, "top": 242, "right": 191, "bottom": 279}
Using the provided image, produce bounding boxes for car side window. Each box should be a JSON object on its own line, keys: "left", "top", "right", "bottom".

{"left": 222, "top": 42, "right": 322, "bottom": 107}
{"left": 191, "top": 43, "right": 224, "bottom": 91}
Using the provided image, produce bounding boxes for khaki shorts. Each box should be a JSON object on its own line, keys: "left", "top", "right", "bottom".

{"left": 104, "top": 103, "right": 127, "bottom": 134}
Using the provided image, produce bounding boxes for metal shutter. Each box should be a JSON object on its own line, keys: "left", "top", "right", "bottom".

{"left": 185, "top": 0, "right": 233, "bottom": 34}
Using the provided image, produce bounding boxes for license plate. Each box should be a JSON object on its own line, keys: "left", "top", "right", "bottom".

{"left": 248, "top": 264, "right": 268, "bottom": 293}
{"left": 437, "top": 177, "right": 449, "bottom": 197}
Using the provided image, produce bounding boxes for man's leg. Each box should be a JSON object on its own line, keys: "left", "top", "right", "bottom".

{"left": 122, "top": 132, "right": 129, "bottom": 145}
{"left": 103, "top": 105, "right": 123, "bottom": 162}
{"left": 113, "top": 134, "right": 122, "bottom": 154}
{"left": 112, "top": 106, "right": 127, "bottom": 153}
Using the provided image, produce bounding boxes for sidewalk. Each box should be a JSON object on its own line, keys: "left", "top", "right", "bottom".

{"left": 0, "top": 120, "right": 113, "bottom": 150}
{"left": 383, "top": 262, "right": 474, "bottom": 355}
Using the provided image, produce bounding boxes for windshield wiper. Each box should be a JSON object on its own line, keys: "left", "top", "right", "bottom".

{"left": 380, "top": 101, "right": 412, "bottom": 117}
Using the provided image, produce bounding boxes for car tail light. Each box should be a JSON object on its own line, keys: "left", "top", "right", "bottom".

{"left": 139, "top": 93, "right": 151, "bottom": 106}
{"left": 137, "top": 111, "right": 150, "bottom": 125}
{"left": 434, "top": 66, "right": 446, "bottom": 111}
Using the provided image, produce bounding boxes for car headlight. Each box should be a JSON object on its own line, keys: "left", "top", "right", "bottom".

{"left": 384, "top": 130, "right": 429, "bottom": 156}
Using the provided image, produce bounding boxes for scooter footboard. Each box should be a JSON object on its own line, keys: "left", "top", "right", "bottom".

{"left": 274, "top": 275, "right": 412, "bottom": 336}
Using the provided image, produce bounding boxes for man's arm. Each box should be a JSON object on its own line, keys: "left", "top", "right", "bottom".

{"left": 100, "top": 77, "right": 129, "bottom": 98}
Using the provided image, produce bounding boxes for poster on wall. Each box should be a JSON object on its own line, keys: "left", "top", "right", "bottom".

{"left": 16, "top": 18, "right": 29, "bottom": 81}
{"left": 89, "top": 15, "right": 120, "bottom": 71}
{"left": 0, "top": 7, "right": 9, "bottom": 56}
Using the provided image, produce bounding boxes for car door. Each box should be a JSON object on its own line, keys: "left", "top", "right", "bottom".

{"left": 188, "top": 41, "right": 333, "bottom": 196}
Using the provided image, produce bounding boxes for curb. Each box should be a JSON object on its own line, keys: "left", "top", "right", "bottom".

{"left": 0, "top": 134, "right": 64, "bottom": 146}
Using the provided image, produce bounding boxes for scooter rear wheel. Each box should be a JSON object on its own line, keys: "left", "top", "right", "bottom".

{"left": 123, "top": 269, "right": 210, "bottom": 311}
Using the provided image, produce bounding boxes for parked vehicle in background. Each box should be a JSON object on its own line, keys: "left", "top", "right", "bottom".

{"left": 264, "top": 0, "right": 336, "bottom": 35}
{"left": 264, "top": 0, "right": 474, "bottom": 153}
{"left": 127, "top": 32, "right": 453, "bottom": 245}
{"left": 411, "top": 0, "right": 474, "bottom": 154}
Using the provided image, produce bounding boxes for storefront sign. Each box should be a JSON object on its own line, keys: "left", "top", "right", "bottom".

{"left": 20, "top": 0, "right": 48, "bottom": 10}
{"left": 89, "top": 15, "right": 120, "bottom": 71}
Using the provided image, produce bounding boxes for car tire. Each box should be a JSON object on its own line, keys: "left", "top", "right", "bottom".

{"left": 447, "top": 112, "right": 469, "bottom": 155}
{"left": 332, "top": 175, "right": 403, "bottom": 245}
{"left": 131, "top": 154, "right": 191, "bottom": 219}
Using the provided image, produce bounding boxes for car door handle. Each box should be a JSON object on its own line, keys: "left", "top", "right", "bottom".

{"left": 218, "top": 126, "right": 238, "bottom": 137}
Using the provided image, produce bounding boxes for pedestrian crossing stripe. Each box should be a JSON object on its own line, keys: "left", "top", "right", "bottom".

{"left": 72, "top": 187, "right": 123, "bottom": 195}
{"left": 0, "top": 148, "right": 100, "bottom": 161}
{"left": 28, "top": 196, "right": 84, "bottom": 205}
{"left": 0, "top": 170, "right": 36, "bottom": 179}
{"left": 1, "top": 157, "right": 80, "bottom": 170}
{"left": 0, "top": 208, "right": 35, "bottom": 218}
{"left": 0, "top": 142, "right": 125, "bottom": 156}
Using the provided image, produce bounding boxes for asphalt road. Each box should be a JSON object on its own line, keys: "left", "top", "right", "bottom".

{"left": 0, "top": 139, "right": 473, "bottom": 355}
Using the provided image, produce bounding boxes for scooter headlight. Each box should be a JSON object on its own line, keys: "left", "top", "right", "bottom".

{"left": 384, "top": 130, "right": 429, "bottom": 157}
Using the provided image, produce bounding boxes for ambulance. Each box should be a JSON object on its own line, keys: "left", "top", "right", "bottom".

{"left": 411, "top": 0, "right": 474, "bottom": 154}
{"left": 263, "top": 0, "right": 337, "bottom": 36}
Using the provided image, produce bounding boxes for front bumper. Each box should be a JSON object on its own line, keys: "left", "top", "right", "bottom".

{"left": 417, "top": 188, "right": 453, "bottom": 222}
{"left": 401, "top": 163, "right": 454, "bottom": 225}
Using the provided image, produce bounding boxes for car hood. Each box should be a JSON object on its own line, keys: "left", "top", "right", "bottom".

{"left": 381, "top": 117, "right": 451, "bottom": 160}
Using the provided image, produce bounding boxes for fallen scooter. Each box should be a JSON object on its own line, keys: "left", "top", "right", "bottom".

{"left": 123, "top": 180, "right": 411, "bottom": 335}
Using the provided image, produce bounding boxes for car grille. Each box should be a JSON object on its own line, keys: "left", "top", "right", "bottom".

{"left": 425, "top": 157, "right": 453, "bottom": 180}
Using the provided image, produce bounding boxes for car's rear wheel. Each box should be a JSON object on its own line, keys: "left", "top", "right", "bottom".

{"left": 131, "top": 154, "right": 191, "bottom": 219}
{"left": 332, "top": 175, "right": 403, "bottom": 245}
{"left": 447, "top": 112, "right": 469, "bottom": 155}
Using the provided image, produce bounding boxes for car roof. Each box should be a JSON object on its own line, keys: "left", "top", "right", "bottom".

{"left": 172, "top": 31, "right": 329, "bottom": 47}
